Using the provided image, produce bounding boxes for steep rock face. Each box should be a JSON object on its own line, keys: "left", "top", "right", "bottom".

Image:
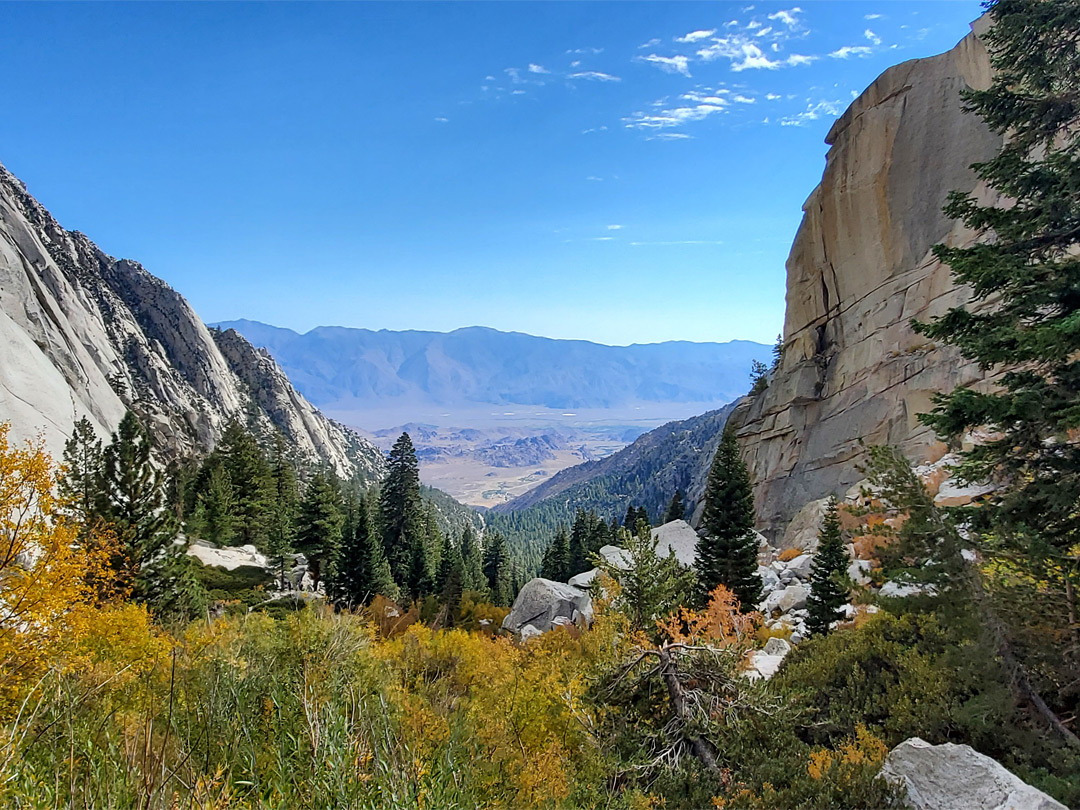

{"left": 732, "top": 20, "right": 1002, "bottom": 539}
{"left": 0, "top": 161, "right": 384, "bottom": 480}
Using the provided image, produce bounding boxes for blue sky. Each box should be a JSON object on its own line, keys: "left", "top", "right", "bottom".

{"left": 0, "top": 1, "right": 983, "bottom": 346}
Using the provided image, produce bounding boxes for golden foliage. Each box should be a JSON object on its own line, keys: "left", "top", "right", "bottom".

{"left": 806, "top": 724, "right": 888, "bottom": 782}
{"left": 0, "top": 423, "right": 120, "bottom": 712}
{"left": 776, "top": 547, "right": 802, "bottom": 563}
{"left": 657, "top": 585, "right": 761, "bottom": 647}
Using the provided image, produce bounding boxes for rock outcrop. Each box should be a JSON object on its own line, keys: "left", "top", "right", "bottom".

{"left": 0, "top": 161, "right": 383, "bottom": 479}
{"left": 731, "top": 18, "right": 1003, "bottom": 539}
{"left": 501, "top": 578, "right": 593, "bottom": 636}
{"left": 881, "top": 738, "right": 1067, "bottom": 810}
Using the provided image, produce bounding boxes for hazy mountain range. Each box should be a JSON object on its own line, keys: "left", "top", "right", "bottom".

{"left": 213, "top": 319, "right": 769, "bottom": 417}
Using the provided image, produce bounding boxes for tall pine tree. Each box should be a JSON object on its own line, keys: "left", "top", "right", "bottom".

{"left": 58, "top": 416, "right": 105, "bottom": 528}
{"left": 296, "top": 470, "right": 344, "bottom": 592}
{"left": 482, "top": 531, "right": 513, "bottom": 607}
{"left": 664, "top": 490, "right": 685, "bottom": 523}
{"left": 379, "top": 433, "right": 425, "bottom": 588}
{"left": 806, "top": 498, "right": 850, "bottom": 635}
{"left": 912, "top": 0, "right": 1080, "bottom": 669}
{"left": 540, "top": 526, "right": 571, "bottom": 582}
{"left": 696, "top": 424, "right": 762, "bottom": 611}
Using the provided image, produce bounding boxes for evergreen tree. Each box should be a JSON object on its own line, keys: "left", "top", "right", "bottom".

{"left": 217, "top": 420, "right": 274, "bottom": 547}
{"left": 806, "top": 498, "right": 850, "bottom": 636}
{"left": 912, "top": 0, "right": 1080, "bottom": 663}
{"left": 265, "top": 435, "right": 298, "bottom": 589}
{"left": 696, "top": 424, "right": 762, "bottom": 611}
{"left": 597, "top": 522, "right": 695, "bottom": 634}
{"left": 296, "top": 470, "right": 344, "bottom": 591}
{"left": 540, "top": 526, "right": 571, "bottom": 582}
{"left": 664, "top": 490, "right": 685, "bottom": 523}
{"left": 459, "top": 526, "right": 487, "bottom": 594}
{"left": 99, "top": 411, "right": 198, "bottom": 612}
{"left": 193, "top": 461, "right": 237, "bottom": 546}
{"left": 749, "top": 360, "right": 769, "bottom": 395}
{"left": 379, "top": 433, "right": 425, "bottom": 587}
{"left": 771, "top": 332, "right": 785, "bottom": 370}
{"left": 435, "top": 534, "right": 465, "bottom": 625}
{"left": 333, "top": 495, "right": 398, "bottom": 606}
{"left": 482, "top": 531, "right": 513, "bottom": 607}
{"left": 58, "top": 416, "right": 105, "bottom": 527}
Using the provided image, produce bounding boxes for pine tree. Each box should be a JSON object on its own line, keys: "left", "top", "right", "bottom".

{"left": 696, "top": 424, "right": 762, "bottom": 611}
{"left": 296, "top": 470, "right": 344, "bottom": 592}
{"left": 58, "top": 416, "right": 105, "bottom": 528}
{"left": 806, "top": 498, "right": 850, "bottom": 636}
{"left": 912, "top": 0, "right": 1080, "bottom": 666}
{"left": 664, "top": 491, "right": 685, "bottom": 523}
{"left": 482, "top": 531, "right": 513, "bottom": 607}
{"left": 749, "top": 360, "right": 769, "bottom": 395}
{"left": 265, "top": 435, "right": 298, "bottom": 589}
{"left": 771, "top": 333, "right": 785, "bottom": 370}
{"left": 459, "top": 525, "right": 487, "bottom": 594}
{"left": 540, "top": 526, "right": 571, "bottom": 582}
{"left": 379, "top": 433, "right": 425, "bottom": 587}
{"left": 332, "top": 495, "right": 398, "bottom": 606}
{"left": 99, "top": 411, "right": 197, "bottom": 611}
{"left": 217, "top": 420, "right": 274, "bottom": 547}
{"left": 195, "top": 461, "right": 237, "bottom": 546}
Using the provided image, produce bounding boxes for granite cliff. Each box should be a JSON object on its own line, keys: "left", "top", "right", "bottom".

{"left": 731, "top": 18, "right": 1002, "bottom": 540}
{"left": 0, "top": 162, "right": 384, "bottom": 480}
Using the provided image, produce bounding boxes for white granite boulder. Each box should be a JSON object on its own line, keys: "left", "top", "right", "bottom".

{"left": 502, "top": 578, "right": 593, "bottom": 635}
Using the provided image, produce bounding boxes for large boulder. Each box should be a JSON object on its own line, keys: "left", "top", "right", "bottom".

{"left": 880, "top": 738, "right": 1067, "bottom": 810}
{"left": 779, "top": 498, "right": 831, "bottom": 552}
{"left": 650, "top": 519, "right": 699, "bottom": 566}
{"left": 188, "top": 541, "right": 268, "bottom": 571}
{"left": 777, "top": 583, "right": 809, "bottom": 612}
{"left": 502, "top": 578, "right": 593, "bottom": 635}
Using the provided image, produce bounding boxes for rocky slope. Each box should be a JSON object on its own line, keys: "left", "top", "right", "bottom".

{"left": 0, "top": 161, "right": 384, "bottom": 480}
{"left": 731, "top": 17, "right": 1002, "bottom": 539}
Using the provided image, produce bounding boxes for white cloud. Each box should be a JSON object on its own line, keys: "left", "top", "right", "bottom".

{"left": 786, "top": 53, "right": 816, "bottom": 66}
{"left": 568, "top": 71, "right": 621, "bottom": 82}
{"left": 675, "top": 29, "right": 716, "bottom": 43}
{"left": 512, "top": 89, "right": 526, "bottom": 95}
{"left": 733, "top": 94, "right": 756, "bottom": 104}
{"left": 648, "top": 132, "right": 694, "bottom": 141}
{"left": 630, "top": 239, "right": 723, "bottom": 245}
{"left": 767, "top": 8, "right": 802, "bottom": 26}
{"left": 528, "top": 63, "right": 550, "bottom": 74}
{"left": 697, "top": 37, "right": 781, "bottom": 71}
{"left": 592, "top": 236, "right": 615, "bottom": 241}
{"left": 567, "top": 47, "right": 604, "bottom": 55}
{"left": 624, "top": 101, "right": 727, "bottom": 130}
{"left": 829, "top": 45, "right": 873, "bottom": 59}
{"left": 639, "top": 37, "right": 662, "bottom": 49}
{"left": 434, "top": 117, "right": 449, "bottom": 122}
{"left": 570, "top": 60, "right": 581, "bottom": 67}
{"left": 581, "top": 125, "right": 608, "bottom": 134}
{"left": 864, "top": 29, "right": 882, "bottom": 45}
{"left": 505, "top": 67, "right": 523, "bottom": 83}
{"left": 766, "top": 93, "right": 781, "bottom": 100}
{"left": 586, "top": 176, "right": 603, "bottom": 181}
{"left": 746, "top": 20, "right": 763, "bottom": 29}
{"left": 780, "top": 98, "right": 843, "bottom": 126}
{"left": 637, "top": 54, "right": 692, "bottom": 77}
{"left": 607, "top": 224, "right": 623, "bottom": 230}
{"left": 754, "top": 26, "right": 773, "bottom": 37}
{"left": 865, "top": 13, "right": 883, "bottom": 20}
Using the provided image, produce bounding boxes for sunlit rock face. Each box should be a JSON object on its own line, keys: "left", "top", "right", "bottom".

{"left": 0, "top": 162, "right": 383, "bottom": 480}
{"left": 731, "top": 17, "right": 1003, "bottom": 540}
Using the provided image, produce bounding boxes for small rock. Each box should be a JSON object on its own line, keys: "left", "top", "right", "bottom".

{"left": 848, "top": 559, "right": 873, "bottom": 586}
{"left": 777, "top": 583, "right": 809, "bottom": 612}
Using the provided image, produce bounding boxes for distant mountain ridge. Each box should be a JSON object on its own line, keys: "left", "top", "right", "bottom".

{"left": 214, "top": 319, "right": 769, "bottom": 413}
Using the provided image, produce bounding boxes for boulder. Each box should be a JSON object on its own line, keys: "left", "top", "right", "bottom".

{"left": 568, "top": 568, "right": 601, "bottom": 589}
{"left": 187, "top": 540, "right": 268, "bottom": 571}
{"left": 879, "top": 580, "right": 937, "bottom": 599}
{"left": 745, "top": 638, "right": 792, "bottom": 681}
{"left": 502, "top": 578, "right": 593, "bottom": 635}
{"left": 934, "top": 477, "right": 996, "bottom": 507}
{"left": 783, "top": 553, "right": 814, "bottom": 580}
{"left": 650, "top": 520, "right": 699, "bottom": 566}
{"left": 848, "top": 559, "right": 873, "bottom": 586}
{"left": 777, "top": 583, "right": 809, "bottom": 612}
{"left": 757, "top": 565, "right": 781, "bottom": 594}
{"left": 763, "top": 637, "right": 791, "bottom": 656}
{"left": 880, "top": 737, "right": 1067, "bottom": 810}
{"left": 597, "top": 545, "right": 631, "bottom": 571}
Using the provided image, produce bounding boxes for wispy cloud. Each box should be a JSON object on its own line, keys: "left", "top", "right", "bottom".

{"left": 607, "top": 224, "right": 623, "bottom": 230}
{"left": 648, "top": 132, "right": 694, "bottom": 141}
{"left": 829, "top": 45, "right": 873, "bottom": 58}
{"left": 767, "top": 8, "right": 802, "bottom": 27}
{"left": 623, "top": 99, "right": 728, "bottom": 131}
{"left": 567, "top": 47, "right": 604, "bottom": 55}
{"left": 675, "top": 29, "right": 716, "bottom": 43}
{"left": 864, "top": 29, "right": 882, "bottom": 45}
{"left": 637, "top": 54, "right": 692, "bottom": 77}
{"left": 785, "top": 53, "right": 816, "bottom": 66}
{"left": 434, "top": 117, "right": 449, "bottom": 123}
{"left": 639, "top": 38, "right": 661, "bottom": 49}
{"left": 630, "top": 239, "right": 724, "bottom": 245}
{"left": 865, "top": 13, "right": 883, "bottom": 20}
{"left": 528, "top": 63, "right": 550, "bottom": 74}
{"left": 568, "top": 71, "right": 622, "bottom": 82}
{"left": 733, "top": 94, "right": 756, "bottom": 104}
{"left": 780, "top": 98, "right": 843, "bottom": 126}
{"left": 504, "top": 67, "right": 523, "bottom": 83}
